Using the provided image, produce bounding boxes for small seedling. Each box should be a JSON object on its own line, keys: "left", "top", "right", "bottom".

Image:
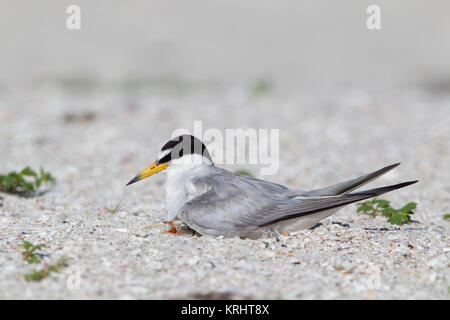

{"left": 235, "top": 170, "right": 255, "bottom": 177}
{"left": 0, "top": 167, "right": 55, "bottom": 196}
{"left": 105, "top": 199, "right": 124, "bottom": 214}
{"left": 251, "top": 78, "right": 273, "bottom": 97}
{"left": 24, "top": 258, "right": 68, "bottom": 282}
{"left": 22, "top": 241, "right": 46, "bottom": 264}
{"left": 63, "top": 111, "right": 97, "bottom": 123}
{"left": 20, "top": 240, "right": 69, "bottom": 281}
{"left": 443, "top": 214, "right": 450, "bottom": 221}
{"left": 357, "top": 198, "right": 417, "bottom": 225}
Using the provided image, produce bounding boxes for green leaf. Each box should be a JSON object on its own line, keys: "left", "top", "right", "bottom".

{"left": 40, "top": 168, "right": 55, "bottom": 183}
{"left": 24, "top": 269, "right": 49, "bottom": 281}
{"left": 443, "top": 214, "right": 450, "bottom": 220}
{"left": 32, "top": 244, "right": 46, "bottom": 251}
{"left": 23, "top": 241, "right": 33, "bottom": 249}
{"left": 381, "top": 207, "right": 396, "bottom": 217}
{"left": 20, "top": 167, "right": 37, "bottom": 177}
{"left": 5, "top": 174, "right": 18, "bottom": 190}
{"left": 355, "top": 198, "right": 417, "bottom": 226}
{"left": 390, "top": 213, "right": 405, "bottom": 225}
{"left": 47, "top": 266, "right": 59, "bottom": 273}
{"left": 0, "top": 167, "right": 55, "bottom": 195}
{"left": 252, "top": 79, "right": 273, "bottom": 97}
{"left": 358, "top": 203, "right": 373, "bottom": 213}
{"left": 402, "top": 213, "right": 412, "bottom": 222}
{"left": 399, "top": 202, "right": 417, "bottom": 213}
{"left": 375, "top": 199, "right": 390, "bottom": 208}
{"left": 26, "top": 255, "right": 41, "bottom": 264}
{"left": 24, "top": 182, "right": 35, "bottom": 193}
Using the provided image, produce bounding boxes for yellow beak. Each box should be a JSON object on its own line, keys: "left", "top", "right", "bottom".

{"left": 126, "top": 162, "right": 169, "bottom": 186}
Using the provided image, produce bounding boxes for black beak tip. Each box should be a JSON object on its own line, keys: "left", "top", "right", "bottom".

{"left": 126, "top": 175, "right": 140, "bottom": 186}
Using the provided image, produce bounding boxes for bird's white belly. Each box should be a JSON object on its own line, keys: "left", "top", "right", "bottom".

{"left": 278, "top": 208, "right": 340, "bottom": 234}
{"left": 243, "top": 208, "right": 341, "bottom": 239}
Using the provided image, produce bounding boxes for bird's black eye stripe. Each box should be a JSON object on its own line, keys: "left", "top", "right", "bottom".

{"left": 158, "top": 152, "right": 172, "bottom": 164}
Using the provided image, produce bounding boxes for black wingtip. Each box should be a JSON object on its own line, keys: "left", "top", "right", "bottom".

{"left": 395, "top": 180, "right": 419, "bottom": 188}
{"left": 259, "top": 179, "right": 418, "bottom": 228}
{"left": 353, "top": 180, "right": 419, "bottom": 197}
{"left": 386, "top": 162, "right": 401, "bottom": 170}
{"left": 375, "top": 162, "right": 401, "bottom": 175}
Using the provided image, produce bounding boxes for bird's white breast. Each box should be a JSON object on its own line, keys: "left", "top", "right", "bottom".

{"left": 164, "top": 154, "right": 212, "bottom": 221}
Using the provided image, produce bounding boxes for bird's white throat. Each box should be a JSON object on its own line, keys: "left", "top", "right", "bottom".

{"left": 166, "top": 154, "right": 213, "bottom": 176}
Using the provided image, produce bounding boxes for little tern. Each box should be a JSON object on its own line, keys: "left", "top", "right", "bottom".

{"left": 127, "top": 135, "right": 418, "bottom": 239}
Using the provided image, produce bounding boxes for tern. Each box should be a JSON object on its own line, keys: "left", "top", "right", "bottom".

{"left": 126, "top": 135, "right": 417, "bottom": 239}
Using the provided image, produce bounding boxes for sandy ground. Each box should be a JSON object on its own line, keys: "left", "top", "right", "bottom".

{"left": 0, "top": 84, "right": 448, "bottom": 299}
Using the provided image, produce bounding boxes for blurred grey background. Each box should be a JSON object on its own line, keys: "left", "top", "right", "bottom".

{"left": 1, "top": 0, "right": 449, "bottom": 91}
{"left": 1, "top": 1, "right": 449, "bottom": 300}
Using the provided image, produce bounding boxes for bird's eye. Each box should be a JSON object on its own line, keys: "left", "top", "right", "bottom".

{"left": 158, "top": 151, "right": 172, "bottom": 164}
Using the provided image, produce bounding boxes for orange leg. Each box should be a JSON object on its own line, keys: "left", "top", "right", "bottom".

{"left": 162, "top": 221, "right": 184, "bottom": 236}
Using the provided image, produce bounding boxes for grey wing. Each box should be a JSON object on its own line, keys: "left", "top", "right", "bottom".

{"left": 179, "top": 170, "right": 297, "bottom": 236}
{"left": 180, "top": 169, "right": 417, "bottom": 236}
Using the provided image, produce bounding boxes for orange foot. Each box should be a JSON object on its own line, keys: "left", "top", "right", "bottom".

{"left": 162, "top": 221, "right": 184, "bottom": 236}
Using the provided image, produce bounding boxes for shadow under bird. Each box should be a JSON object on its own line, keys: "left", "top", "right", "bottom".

{"left": 126, "top": 135, "right": 418, "bottom": 239}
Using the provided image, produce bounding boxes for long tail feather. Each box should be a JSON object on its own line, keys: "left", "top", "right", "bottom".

{"left": 305, "top": 163, "right": 401, "bottom": 196}
{"left": 261, "top": 180, "right": 418, "bottom": 227}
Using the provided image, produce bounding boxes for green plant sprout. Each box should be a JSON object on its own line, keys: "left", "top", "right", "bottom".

{"left": 63, "top": 111, "right": 97, "bottom": 123}
{"left": 21, "top": 240, "right": 69, "bottom": 281}
{"left": 0, "top": 167, "right": 55, "bottom": 196}
{"left": 443, "top": 214, "right": 450, "bottom": 221}
{"left": 251, "top": 78, "right": 273, "bottom": 97}
{"left": 24, "top": 258, "right": 68, "bottom": 282}
{"left": 22, "top": 241, "right": 46, "bottom": 264}
{"left": 105, "top": 199, "right": 124, "bottom": 214}
{"left": 357, "top": 198, "right": 417, "bottom": 225}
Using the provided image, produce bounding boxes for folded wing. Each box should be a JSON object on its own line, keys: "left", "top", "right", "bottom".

{"left": 180, "top": 166, "right": 417, "bottom": 236}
